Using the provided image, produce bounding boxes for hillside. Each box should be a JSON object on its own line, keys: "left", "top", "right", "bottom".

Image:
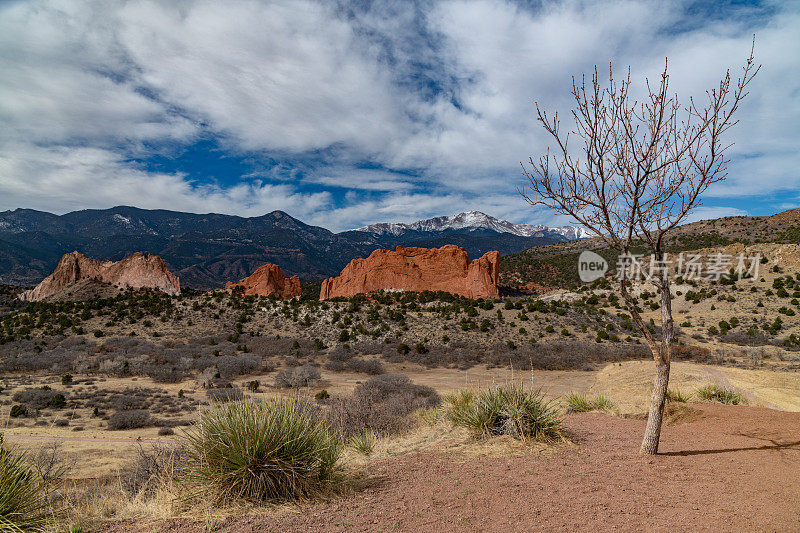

{"left": 501, "top": 208, "right": 800, "bottom": 288}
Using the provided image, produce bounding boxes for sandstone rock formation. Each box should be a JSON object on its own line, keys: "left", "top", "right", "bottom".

{"left": 20, "top": 251, "right": 180, "bottom": 301}
{"left": 225, "top": 263, "right": 301, "bottom": 299}
{"left": 320, "top": 245, "right": 499, "bottom": 300}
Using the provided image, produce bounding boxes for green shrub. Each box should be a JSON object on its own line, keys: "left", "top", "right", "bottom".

{"left": 9, "top": 405, "right": 26, "bottom": 418}
{"left": 180, "top": 397, "right": 341, "bottom": 503}
{"left": 695, "top": 384, "right": 746, "bottom": 405}
{"left": 444, "top": 383, "right": 562, "bottom": 441}
{"left": 0, "top": 436, "right": 52, "bottom": 531}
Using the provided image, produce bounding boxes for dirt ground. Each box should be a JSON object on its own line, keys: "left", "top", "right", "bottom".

{"left": 101, "top": 403, "right": 800, "bottom": 532}
{"left": 4, "top": 360, "right": 799, "bottom": 478}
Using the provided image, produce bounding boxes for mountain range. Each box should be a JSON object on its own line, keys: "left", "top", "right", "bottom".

{"left": 0, "top": 206, "right": 585, "bottom": 288}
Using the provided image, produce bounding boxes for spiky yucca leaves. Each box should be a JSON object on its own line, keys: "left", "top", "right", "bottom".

{"left": 180, "top": 398, "right": 342, "bottom": 503}
{"left": 695, "top": 384, "right": 746, "bottom": 405}
{"left": 445, "top": 384, "right": 563, "bottom": 441}
{"left": 0, "top": 436, "right": 50, "bottom": 532}
{"left": 347, "top": 432, "right": 376, "bottom": 456}
{"left": 565, "top": 393, "right": 591, "bottom": 413}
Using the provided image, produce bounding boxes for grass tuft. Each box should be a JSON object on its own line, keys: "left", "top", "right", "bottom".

{"left": 666, "top": 389, "right": 692, "bottom": 403}
{"left": 565, "top": 392, "right": 616, "bottom": 412}
{"left": 444, "top": 383, "right": 563, "bottom": 441}
{"left": 180, "top": 397, "right": 342, "bottom": 503}
{"left": 695, "top": 384, "right": 746, "bottom": 405}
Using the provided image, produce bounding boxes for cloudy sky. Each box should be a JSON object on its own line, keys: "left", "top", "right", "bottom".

{"left": 0, "top": 0, "right": 798, "bottom": 231}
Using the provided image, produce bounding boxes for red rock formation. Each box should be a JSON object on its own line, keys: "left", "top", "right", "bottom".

{"left": 320, "top": 245, "right": 499, "bottom": 300}
{"left": 20, "top": 251, "right": 180, "bottom": 301}
{"left": 225, "top": 263, "right": 301, "bottom": 299}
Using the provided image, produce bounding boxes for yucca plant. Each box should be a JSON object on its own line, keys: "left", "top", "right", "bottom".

{"left": 695, "top": 384, "right": 746, "bottom": 405}
{"left": 565, "top": 392, "right": 591, "bottom": 413}
{"left": 666, "top": 389, "right": 692, "bottom": 403}
{"left": 347, "top": 432, "right": 376, "bottom": 456}
{"left": 180, "top": 397, "right": 342, "bottom": 503}
{"left": 445, "top": 383, "right": 563, "bottom": 441}
{"left": 0, "top": 436, "right": 51, "bottom": 532}
{"left": 591, "top": 393, "right": 616, "bottom": 411}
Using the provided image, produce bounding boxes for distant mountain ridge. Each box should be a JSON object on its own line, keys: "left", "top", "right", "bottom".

{"left": 0, "top": 206, "right": 574, "bottom": 288}
{"left": 356, "top": 211, "right": 592, "bottom": 240}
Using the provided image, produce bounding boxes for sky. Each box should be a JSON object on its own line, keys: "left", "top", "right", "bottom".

{"left": 0, "top": 0, "right": 798, "bottom": 232}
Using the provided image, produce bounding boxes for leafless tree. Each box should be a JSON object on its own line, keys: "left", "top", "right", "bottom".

{"left": 520, "top": 41, "right": 759, "bottom": 454}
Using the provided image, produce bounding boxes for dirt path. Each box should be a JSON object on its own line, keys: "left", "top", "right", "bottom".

{"left": 102, "top": 404, "right": 800, "bottom": 532}
{"left": 3, "top": 435, "right": 169, "bottom": 444}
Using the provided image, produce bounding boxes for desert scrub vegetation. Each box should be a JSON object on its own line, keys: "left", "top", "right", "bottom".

{"left": 564, "top": 392, "right": 616, "bottom": 413}
{"left": 695, "top": 384, "right": 747, "bottom": 405}
{"left": 326, "top": 374, "right": 440, "bottom": 440}
{"left": 180, "top": 397, "right": 342, "bottom": 503}
{"left": 444, "top": 383, "right": 563, "bottom": 441}
{"left": 0, "top": 435, "right": 56, "bottom": 531}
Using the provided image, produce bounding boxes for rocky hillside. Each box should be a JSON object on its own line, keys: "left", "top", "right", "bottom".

{"left": 501, "top": 208, "right": 800, "bottom": 289}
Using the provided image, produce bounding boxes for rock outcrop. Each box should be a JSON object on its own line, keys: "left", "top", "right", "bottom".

{"left": 225, "top": 263, "right": 301, "bottom": 299}
{"left": 20, "top": 251, "right": 180, "bottom": 301}
{"left": 320, "top": 245, "right": 499, "bottom": 300}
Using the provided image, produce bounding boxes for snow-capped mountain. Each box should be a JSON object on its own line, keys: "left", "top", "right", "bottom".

{"left": 356, "top": 211, "right": 590, "bottom": 240}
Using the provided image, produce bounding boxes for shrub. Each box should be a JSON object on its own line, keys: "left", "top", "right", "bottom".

{"left": 274, "top": 366, "right": 321, "bottom": 389}
{"left": 315, "top": 390, "right": 330, "bottom": 401}
{"left": 0, "top": 436, "right": 51, "bottom": 531}
{"left": 444, "top": 383, "right": 563, "bottom": 440}
{"left": 246, "top": 380, "right": 260, "bottom": 393}
{"left": 108, "top": 410, "right": 152, "bottom": 430}
{"left": 158, "top": 427, "right": 174, "bottom": 436}
{"left": 327, "top": 374, "right": 440, "bottom": 439}
{"left": 695, "top": 384, "right": 746, "bottom": 405}
{"left": 346, "top": 358, "right": 384, "bottom": 375}
{"left": 9, "top": 405, "right": 26, "bottom": 418}
{"left": 206, "top": 387, "right": 244, "bottom": 403}
{"left": 180, "top": 397, "right": 341, "bottom": 502}
{"left": 48, "top": 394, "right": 66, "bottom": 409}
{"left": 13, "top": 388, "right": 67, "bottom": 410}
{"left": 61, "top": 374, "right": 73, "bottom": 385}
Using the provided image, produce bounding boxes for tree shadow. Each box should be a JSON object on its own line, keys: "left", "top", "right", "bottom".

{"left": 660, "top": 434, "right": 800, "bottom": 456}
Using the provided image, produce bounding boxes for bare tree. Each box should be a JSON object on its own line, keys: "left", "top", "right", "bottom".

{"left": 520, "top": 42, "right": 759, "bottom": 454}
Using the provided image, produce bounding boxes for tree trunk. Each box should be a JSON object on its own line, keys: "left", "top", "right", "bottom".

{"left": 640, "top": 357, "right": 670, "bottom": 454}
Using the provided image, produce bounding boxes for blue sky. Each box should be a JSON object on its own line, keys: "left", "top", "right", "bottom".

{"left": 0, "top": 0, "right": 798, "bottom": 232}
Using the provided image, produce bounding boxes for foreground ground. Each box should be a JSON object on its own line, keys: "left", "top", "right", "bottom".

{"left": 101, "top": 403, "right": 800, "bottom": 532}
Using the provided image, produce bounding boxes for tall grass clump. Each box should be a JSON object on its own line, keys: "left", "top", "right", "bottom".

{"left": 565, "top": 392, "right": 616, "bottom": 413}
{"left": 180, "top": 397, "right": 341, "bottom": 503}
{"left": 444, "top": 383, "right": 563, "bottom": 441}
{"left": 695, "top": 384, "right": 746, "bottom": 405}
{"left": 0, "top": 435, "right": 52, "bottom": 532}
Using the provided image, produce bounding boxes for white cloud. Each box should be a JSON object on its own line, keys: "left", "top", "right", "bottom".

{"left": 0, "top": 0, "right": 798, "bottom": 231}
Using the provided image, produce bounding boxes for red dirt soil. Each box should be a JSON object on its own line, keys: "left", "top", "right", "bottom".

{"left": 106, "top": 404, "right": 800, "bottom": 532}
